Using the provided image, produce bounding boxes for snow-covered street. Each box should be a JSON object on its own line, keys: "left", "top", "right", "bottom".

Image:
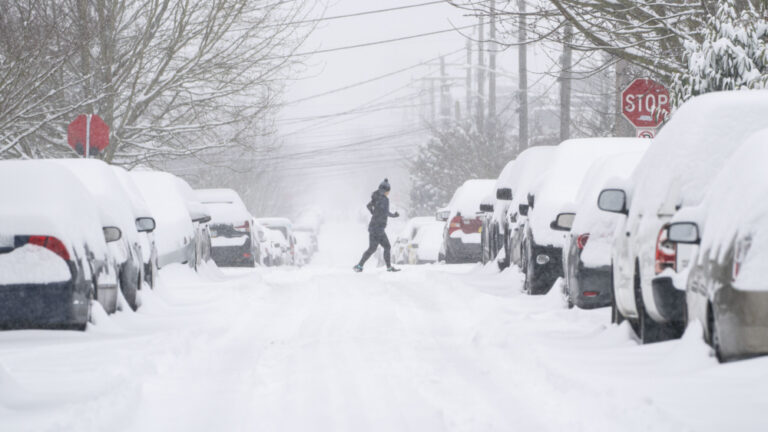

{"left": 0, "top": 222, "right": 766, "bottom": 432}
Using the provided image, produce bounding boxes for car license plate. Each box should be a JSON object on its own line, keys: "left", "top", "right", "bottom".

{"left": 209, "top": 230, "right": 218, "bottom": 238}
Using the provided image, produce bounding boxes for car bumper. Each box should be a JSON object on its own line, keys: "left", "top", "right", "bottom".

{"left": 211, "top": 244, "right": 254, "bottom": 267}
{"left": 571, "top": 264, "right": 612, "bottom": 309}
{"left": 715, "top": 286, "right": 768, "bottom": 360}
{"left": 650, "top": 276, "right": 686, "bottom": 323}
{"left": 0, "top": 281, "right": 89, "bottom": 329}
{"left": 529, "top": 243, "right": 562, "bottom": 294}
{"left": 445, "top": 237, "right": 482, "bottom": 263}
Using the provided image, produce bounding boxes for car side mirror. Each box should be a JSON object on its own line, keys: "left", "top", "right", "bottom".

{"left": 518, "top": 204, "right": 529, "bottom": 216}
{"left": 103, "top": 226, "right": 122, "bottom": 243}
{"left": 436, "top": 209, "right": 450, "bottom": 222}
{"left": 135, "top": 217, "right": 156, "bottom": 233}
{"left": 479, "top": 203, "right": 494, "bottom": 213}
{"left": 193, "top": 215, "right": 212, "bottom": 224}
{"left": 667, "top": 222, "right": 700, "bottom": 244}
{"left": 550, "top": 212, "right": 575, "bottom": 232}
{"left": 598, "top": 188, "right": 628, "bottom": 215}
{"left": 496, "top": 187, "right": 512, "bottom": 201}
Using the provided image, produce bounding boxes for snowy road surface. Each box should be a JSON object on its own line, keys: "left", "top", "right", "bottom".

{"left": 1, "top": 223, "right": 767, "bottom": 432}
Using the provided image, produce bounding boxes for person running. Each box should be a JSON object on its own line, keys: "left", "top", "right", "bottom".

{"left": 354, "top": 178, "right": 401, "bottom": 272}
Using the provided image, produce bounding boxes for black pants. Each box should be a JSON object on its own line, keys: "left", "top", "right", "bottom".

{"left": 358, "top": 230, "right": 391, "bottom": 267}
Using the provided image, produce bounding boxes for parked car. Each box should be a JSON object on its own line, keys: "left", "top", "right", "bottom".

{"left": 257, "top": 218, "right": 295, "bottom": 265}
{"left": 500, "top": 146, "right": 557, "bottom": 270}
{"left": 110, "top": 166, "right": 159, "bottom": 289}
{"left": 409, "top": 221, "right": 445, "bottom": 264}
{"left": 264, "top": 228, "right": 289, "bottom": 266}
{"left": 0, "top": 161, "right": 118, "bottom": 329}
{"left": 393, "top": 217, "right": 434, "bottom": 265}
{"left": 196, "top": 188, "right": 256, "bottom": 268}
{"left": 294, "top": 230, "right": 315, "bottom": 265}
{"left": 294, "top": 227, "right": 319, "bottom": 255}
{"left": 436, "top": 180, "right": 496, "bottom": 263}
{"left": 523, "top": 138, "right": 646, "bottom": 295}
{"left": 131, "top": 171, "right": 202, "bottom": 269}
{"left": 562, "top": 149, "right": 648, "bottom": 309}
{"left": 54, "top": 159, "right": 145, "bottom": 311}
{"left": 667, "top": 130, "right": 768, "bottom": 361}
{"left": 598, "top": 90, "right": 768, "bottom": 343}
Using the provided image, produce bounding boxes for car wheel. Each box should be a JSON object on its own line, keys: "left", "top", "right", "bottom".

{"left": 634, "top": 261, "right": 675, "bottom": 344}
{"left": 610, "top": 261, "right": 625, "bottom": 325}
{"left": 523, "top": 240, "right": 534, "bottom": 294}
{"left": 707, "top": 303, "right": 725, "bottom": 363}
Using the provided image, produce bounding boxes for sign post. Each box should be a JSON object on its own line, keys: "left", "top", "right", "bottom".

{"left": 68, "top": 114, "right": 110, "bottom": 157}
{"left": 621, "top": 78, "right": 670, "bottom": 138}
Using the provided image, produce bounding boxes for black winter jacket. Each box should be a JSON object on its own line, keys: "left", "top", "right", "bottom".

{"left": 367, "top": 189, "right": 397, "bottom": 232}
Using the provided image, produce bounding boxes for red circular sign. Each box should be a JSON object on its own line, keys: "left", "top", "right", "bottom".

{"left": 67, "top": 114, "right": 110, "bottom": 156}
{"left": 621, "top": 78, "right": 670, "bottom": 129}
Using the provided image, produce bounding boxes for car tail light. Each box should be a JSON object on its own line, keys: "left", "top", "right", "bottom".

{"left": 655, "top": 225, "right": 676, "bottom": 274}
{"left": 448, "top": 215, "right": 462, "bottom": 235}
{"left": 733, "top": 236, "right": 752, "bottom": 282}
{"left": 243, "top": 252, "right": 251, "bottom": 258}
{"left": 24, "top": 236, "right": 70, "bottom": 261}
{"left": 235, "top": 220, "right": 251, "bottom": 233}
{"left": 583, "top": 291, "right": 598, "bottom": 297}
{"left": 577, "top": 234, "right": 589, "bottom": 250}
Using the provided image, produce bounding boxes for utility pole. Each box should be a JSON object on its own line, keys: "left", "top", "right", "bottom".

{"left": 466, "top": 40, "right": 472, "bottom": 120}
{"left": 488, "top": 0, "right": 497, "bottom": 138}
{"left": 559, "top": 22, "right": 573, "bottom": 142}
{"left": 476, "top": 16, "right": 485, "bottom": 134}
{"left": 440, "top": 56, "right": 450, "bottom": 125}
{"left": 430, "top": 79, "right": 436, "bottom": 123}
{"left": 614, "top": 58, "right": 635, "bottom": 136}
{"left": 518, "top": 0, "right": 528, "bottom": 151}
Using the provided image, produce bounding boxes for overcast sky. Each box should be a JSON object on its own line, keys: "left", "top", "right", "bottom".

{"left": 274, "top": 0, "right": 549, "bottom": 218}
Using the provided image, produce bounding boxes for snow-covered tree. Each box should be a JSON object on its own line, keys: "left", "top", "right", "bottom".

{"left": 673, "top": 0, "right": 768, "bottom": 106}
{"left": 409, "top": 120, "right": 512, "bottom": 216}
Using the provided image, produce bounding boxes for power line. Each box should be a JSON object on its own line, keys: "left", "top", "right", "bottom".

{"left": 281, "top": 48, "right": 464, "bottom": 106}
{"left": 266, "top": 1, "right": 446, "bottom": 27}
{"left": 266, "top": 24, "right": 479, "bottom": 61}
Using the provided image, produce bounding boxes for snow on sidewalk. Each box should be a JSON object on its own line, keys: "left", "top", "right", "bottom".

{"left": 0, "top": 259, "right": 767, "bottom": 431}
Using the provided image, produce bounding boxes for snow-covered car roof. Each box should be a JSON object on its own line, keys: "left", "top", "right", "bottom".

{"left": 629, "top": 90, "right": 768, "bottom": 230}
{"left": 257, "top": 217, "right": 293, "bottom": 229}
{"left": 684, "top": 129, "right": 768, "bottom": 291}
{"left": 503, "top": 146, "right": 557, "bottom": 224}
{"left": 52, "top": 159, "right": 140, "bottom": 244}
{"left": 130, "top": 171, "right": 195, "bottom": 256}
{"left": 110, "top": 165, "right": 153, "bottom": 219}
{"left": 447, "top": 179, "right": 496, "bottom": 218}
{"left": 0, "top": 160, "right": 108, "bottom": 261}
{"left": 265, "top": 227, "right": 288, "bottom": 245}
{"left": 571, "top": 148, "right": 650, "bottom": 236}
{"left": 528, "top": 138, "right": 649, "bottom": 247}
{"left": 196, "top": 188, "right": 251, "bottom": 226}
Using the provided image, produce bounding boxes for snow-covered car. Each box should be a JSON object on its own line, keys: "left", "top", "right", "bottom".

{"left": 257, "top": 218, "right": 295, "bottom": 265}
{"left": 53, "top": 159, "right": 145, "bottom": 311}
{"left": 478, "top": 193, "right": 497, "bottom": 265}
{"left": 667, "top": 131, "right": 768, "bottom": 361}
{"left": 294, "top": 230, "right": 315, "bottom": 265}
{"left": 131, "top": 171, "right": 205, "bottom": 269}
{"left": 408, "top": 221, "right": 445, "bottom": 264}
{"left": 598, "top": 91, "right": 768, "bottom": 344}
{"left": 562, "top": 148, "right": 648, "bottom": 309}
{"left": 437, "top": 179, "right": 496, "bottom": 264}
{"left": 523, "top": 138, "right": 647, "bottom": 295}
{"left": 501, "top": 146, "right": 557, "bottom": 270}
{"left": 393, "top": 217, "right": 434, "bottom": 265}
{"left": 0, "top": 161, "right": 118, "bottom": 329}
{"left": 251, "top": 219, "right": 270, "bottom": 266}
{"left": 294, "top": 227, "right": 318, "bottom": 256}
{"left": 197, "top": 188, "right": 255, "bottom": 268}
{"left": 264, "top": 227, "right": 289, "bottom": 266}
{"left": 110, "top": 166, "right": 159, "bottom": 289}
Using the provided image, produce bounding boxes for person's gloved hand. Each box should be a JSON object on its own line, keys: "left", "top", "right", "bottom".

{"left": 393, "top": 211, "right": 400, "bottom": 218}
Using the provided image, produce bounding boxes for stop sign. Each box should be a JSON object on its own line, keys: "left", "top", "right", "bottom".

{"left": 621, "top": 78, "right": 670, "bottom": 129}
{"left": 68, "top": 114, "right": 109, "bottom": 156}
